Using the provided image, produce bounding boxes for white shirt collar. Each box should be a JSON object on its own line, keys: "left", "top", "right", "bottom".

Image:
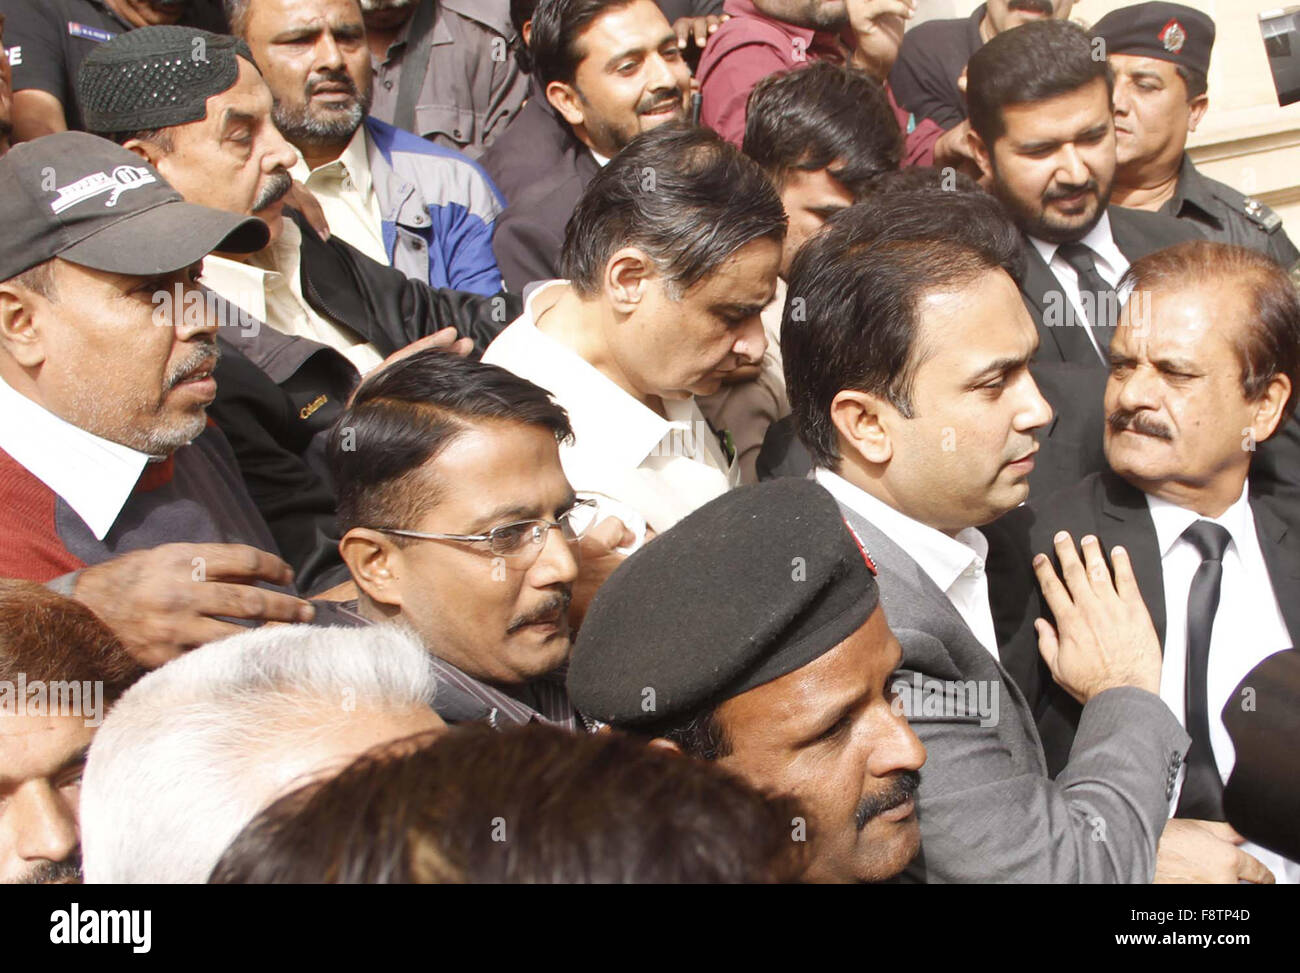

{"left": 590, "top": 148, "right": 611, "bottom": 167}
{"left": 1029, "top": 210, "right": 1125, "bottom": 282}
{"left": 289, "top": 124, "right": 373, "bottom": 197}
{"left": 491, "top": 283, "right": 708, "bottom": 470}
{"left": 1146, "top": 481, "right": 1253, "bottom": 560}
{"left": 814, "top": 468, "right": 989, "bottom": 592}
{"left": 0, "top": 376, "right": 152, "bottom": 540}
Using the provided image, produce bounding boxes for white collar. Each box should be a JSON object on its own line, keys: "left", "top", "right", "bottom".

{"left": 590, "top": 148, "right": 611, "bottom": 167}
{"left": 0, "top": 376, "right": 152, "bottom": 540}
{"left": 1029, "top": 210, "right": 1125, "bottom": 281}
{"left": 501, "top": 284, "right": 707, "bottom": 470}
{"left": 814, "top": 468, "right": 989, "bottom": 592}
{"left": 1146, "top": 481, "right": 1253, "bottom": 560}
{"left": 290, "top": 124, "right": 373, "bottom": 196}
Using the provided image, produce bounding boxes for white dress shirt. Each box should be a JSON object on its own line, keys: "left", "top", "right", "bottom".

{"left": 201, "top": 218, "right": 384, "bottom": 373}
{"left": 1029, "top": 211, "right": 1131, "bottom": 364}
{"left": 482, "top": 282, "right": 739, "bottom": 535}
{"left": 0, "top": 376, "right": 153, "bottom": 540}
{"left": 1146, "top": 484, "right": 1299, "bottom": 882}
{"left": 289, "top": 125, "right": 389, "bottom": 267}
{"left": 814, "top": 468, "right": 999, "bottom": 656}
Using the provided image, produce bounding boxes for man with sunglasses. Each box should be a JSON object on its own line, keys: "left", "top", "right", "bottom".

{"left": 326, "top": 348, "right": 631, "bottom": 728}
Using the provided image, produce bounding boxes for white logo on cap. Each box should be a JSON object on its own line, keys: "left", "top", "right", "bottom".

{"left": 49, "top": 166, "right": 157, "bottom": 215}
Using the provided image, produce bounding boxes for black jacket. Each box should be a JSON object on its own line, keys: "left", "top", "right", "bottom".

{"left": 483, "top": 96, "right": 601, "bottom": 292}
{"left": 986, "top": 469, "right": 1300, "bottom": 778}
{"left": 208, "top": 210, "right": 521, "bottom": 593}
{"left": 1019, "top": 206, "right": 1203, "bottom": 365}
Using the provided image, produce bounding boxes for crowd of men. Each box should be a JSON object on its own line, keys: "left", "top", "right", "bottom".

{"left": 0, "top": 0, "right": 1298, "bottom": 885}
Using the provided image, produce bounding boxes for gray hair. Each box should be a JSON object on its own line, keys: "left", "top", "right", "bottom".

{"left": 80, "top": 623, "right": 438, "bottom": 884}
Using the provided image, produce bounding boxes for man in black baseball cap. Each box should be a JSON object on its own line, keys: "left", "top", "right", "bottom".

{"left": 568, "top": 478, "right": 927, "bottom": 883}
{"left": 0, "top": 131, "right": 319, "bottom": 664}
{"left": 1099, "top": 2, "right": 1300, "bottom": 275}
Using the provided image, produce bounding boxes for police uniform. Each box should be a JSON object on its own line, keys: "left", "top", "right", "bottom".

{"left": 1094, "top": 3, "right": 1300, "bottom": 278}
{"left": 1164, "top": 152, "right": 1300, "bottom": 273}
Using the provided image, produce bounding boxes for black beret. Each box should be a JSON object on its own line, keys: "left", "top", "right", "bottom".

{"left": 568, "top": 479, "right": 880, "bottom": 727}
{"left": 1093, "top": 2, "right": 1215, "bottom": 77}
{"left": 77, "top": 26, "right": 257, "bottom": 137}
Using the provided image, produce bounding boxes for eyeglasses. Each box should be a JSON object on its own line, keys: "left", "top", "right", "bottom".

{"left": 373, "top": 498, "right": 600, "bottom": 559}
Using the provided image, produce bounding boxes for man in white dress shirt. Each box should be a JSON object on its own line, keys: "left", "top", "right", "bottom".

{"left": 994, "top": 239, "right": 1300, "bottom": 882}
{"left": 484, "top": 123, "right": 785, "bottom": 536}
{"left": 781, "top": 185, "right": 1197, "bottom": 883}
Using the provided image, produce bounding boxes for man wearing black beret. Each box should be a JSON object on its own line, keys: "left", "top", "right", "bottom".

{"left": 1098, "top": 2, "right": 1300, "bottom": 279}
{"left": 568, "top": 478, "right": 928, "bottom": 883}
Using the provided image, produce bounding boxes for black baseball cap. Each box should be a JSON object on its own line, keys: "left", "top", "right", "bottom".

{"left": 0, "top": 131, "right": 268, "bottom": 283}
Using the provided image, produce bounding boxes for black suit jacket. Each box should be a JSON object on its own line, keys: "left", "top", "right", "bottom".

{"left": 987, "top": 469, "right": 1300, "bottom": 777}
{"left": 484, "top": 96, "right": 601, "bottom": 293}
{"left": 1020, "top": 206, "right": 1203, "bottom": 365}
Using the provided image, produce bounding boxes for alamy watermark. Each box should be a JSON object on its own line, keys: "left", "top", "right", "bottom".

{"left": 0, "top": 674, "right": 105, "bottom": 727}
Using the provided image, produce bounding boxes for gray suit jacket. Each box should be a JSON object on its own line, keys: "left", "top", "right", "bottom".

{"left": 835, "top": 498, "right": 1191, "bottom": 883}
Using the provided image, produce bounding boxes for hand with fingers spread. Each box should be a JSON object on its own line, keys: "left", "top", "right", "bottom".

{"left": 1155, "top": 819, "right": 1276, "bottom": 884}
{"left": 72, "top": 544, "right": 317, "bottom": 668}
{"left": 1031, "top": 532, "right": 1163, "bottom": 703}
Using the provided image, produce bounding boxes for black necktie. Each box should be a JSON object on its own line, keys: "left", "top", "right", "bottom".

{"left": 1175, "top": 519, "right": 1232, "bottom": 820}
{"left": 1057, "top": 242, "right": 1118, "bottom": 359}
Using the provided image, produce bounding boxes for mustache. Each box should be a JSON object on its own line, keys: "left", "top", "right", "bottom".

{"left": 253, "top": 169, "right": 293, "bottom": 212}
{"left": 1107, "top": 409, "right": 1174, "bottom": 441}
{"left": 506, "top": 591, "right": 572, "bottom": 634}
{"left": 636, "top": 87, "right": 684, "bottom": 116}
{"left": 1009, "top": 0, "right": 1054, "bottom": 14}
{"left": 1044, "top": 178, "right": 1098, "bottom": 202}
{"left": 16, "top": 851, "right": 83, "bottom": 885}
{"left": 855, "top": 770, "right": 920, "bottom": 831}
{"left": 164, "top": 340, "right": 220, "bottom": 391}
{"left": 306, "top": 69, "right": 361, "bottom": 100}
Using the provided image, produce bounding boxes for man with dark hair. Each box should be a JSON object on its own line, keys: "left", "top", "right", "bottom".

{"left": 77, "top": 26, "right": 518, "bottom": 591}
{"left": 694, "top": 1, "right": 951, "bottom": 167}
{"left": 210, "top": 722, "right": 807, "bottom": 883}
{"left": 699, "top": 62, "right": 901, "bottom": 482}
{"left": 779, "top": 186, "right": 1193, "bottom": 882}
{"left": 0, "top": 0, "right": 225, "bottom": 142}
{"left": 890, "top": 1, "right": 1079, "bottom": 131}
{"left": 352, "top": 0, "right": 528, "bottom": 157}
{"left": 329, "top": 348, "right": 629, "bottom": 727}
{"left": 484, "top": 123, "right": 785, "bottom": 533}
{"left": 991, "top": 240, "right": 1299, "bottom": 883}
{"left": 228, "top": 0, "right": 505, "bottom": 296}
{"left": 569, "top": 477, "right": 929, "bottom": 883}
{"left": 967, "top": 18, "right": 1200, "bottom": 367}
{"left": 0, "top": 580, "right": 143, "bottom": 884}
{"left": 483, "top": 0, "right": 692, "bottom": 291}
{"left": 1096, "top": 3, "right": 1300, "bottom": 276}
{"left": 0, "top": 132, "right": 321, "bottom": 661}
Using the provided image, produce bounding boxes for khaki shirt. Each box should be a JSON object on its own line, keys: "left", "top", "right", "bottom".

{"left": 288, "top": 126, "right": 388, "bottom": 267}
{"left": 368, "top": 0, "right": 529, "bottom": 159}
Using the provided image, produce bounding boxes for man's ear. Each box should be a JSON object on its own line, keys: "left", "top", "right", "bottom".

{"left": 338, "top": 528, "right": 405, "bottom": 610}
{"left": 0, "top": 278, "right": 51, "bottom": 370}
{"left": 121, "top": 137, "right": 164, "bottom": 167}
{"left": 646, "top": 737, "right": 683, "bottom": 755}
{"left": 968, "top": 128, "right": 993, "bottom": 177}
{"left": 604, "top": 247, "right": 654, "bottom": 313}
{"left": 829, "top": 388, "right": 895, "bottom": 467}
{"left": 546, "top": 80, "right": 586, "bottom": 129}
{"left": 1187, "top": 93, "right": 1209, "bottom": 133}
{"left": 1252, "top": 373, "right": 1292, "bottom": 445}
